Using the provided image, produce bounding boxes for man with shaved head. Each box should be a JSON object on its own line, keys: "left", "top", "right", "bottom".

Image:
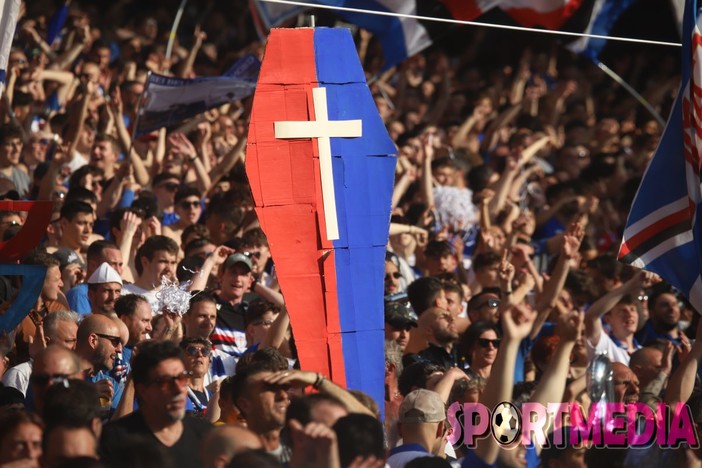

{"left": 201, "top": 424, "right": 262, "bottom": 468}
{"left": 629, "top": 344, "right": 671, "bottom": 407}
{"left": 612, "top": 362, "right": 640, "bottom": 404}
{"left": 30, "top": 345, "right": 82, "bottom": 412}
{"left": 409, "top": 307, "right": 461, "bottom": 369}
{"left": 75, "top": 314, "right": 124, "bottom": 411}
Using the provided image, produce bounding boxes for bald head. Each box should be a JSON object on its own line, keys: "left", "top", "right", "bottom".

{"left": 33, "top": 345, "right": 82, "bottom": 377}
{"left": 629, "top": 346, "right": 664, "bottom": 389}
{"left": 77, "top": 314, "right": 120, "bottom": 343}
{"left": 201, "top": 424, "right": 262, "bottom": 468}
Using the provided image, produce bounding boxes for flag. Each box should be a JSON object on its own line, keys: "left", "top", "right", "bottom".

{"left": 566, "top": 0, "right": 639, "bottom": 59}
{"left": 246, "top": 27, "right": 396, "bottom": 411}
{"left": 618, "top": 0, "right": 702, "bottom": 312}
{"left": 0, "top": 0, "right": 20, "bottom": 85}
{"left": 252, "top": 0, "right": 584, "bottom": 69}
{"left": 134, "top": 54, "right": 260, "bottom": 136}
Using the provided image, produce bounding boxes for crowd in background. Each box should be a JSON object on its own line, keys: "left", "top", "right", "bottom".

{"left": 0, "top": 0, "right": 697, "bottom": 467}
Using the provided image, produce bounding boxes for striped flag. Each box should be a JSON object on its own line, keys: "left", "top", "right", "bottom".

{"left": 618, "top": 0, "right": 702, "bottom": 312}
{"left": 0, "top": 0, "right": 20, "bottom": 86}
{"left": 566, "top": 0, "right": 639, "bottom": 59}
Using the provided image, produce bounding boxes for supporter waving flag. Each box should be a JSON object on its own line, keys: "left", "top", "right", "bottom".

{"left": 618, "top": 0, "right": 702, "bottom": 312}
{"left": 0, "top": 0, "right": 20, "bottom": 87}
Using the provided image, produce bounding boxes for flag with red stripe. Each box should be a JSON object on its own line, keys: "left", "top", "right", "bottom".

{"left": 619, "top": 0, "right": 702, "bottom": 312}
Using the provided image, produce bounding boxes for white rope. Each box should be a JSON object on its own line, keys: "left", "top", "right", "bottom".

{"left": 259, "top": 0, "right": 682, "bottom": 48}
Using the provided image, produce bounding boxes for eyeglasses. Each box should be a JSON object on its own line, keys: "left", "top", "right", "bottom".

{"left": 185, "top": 346, "right": 211, "bottom": 358}
{"left": 30, "top": 373, "right": 69, "bottom": 387}
{"left": 477, "top": 338, "right": 501, "bottom": 349}
{"left": 242, "top": 251, "right": 261, "bottom": 259}
{"left": 385, "top": 272, "right": 402, "bottom": 281}
{"left": 158, "top": 182, "right": 179, "bottom": 192}
{"left": 179, "top": 200, "right": 200, "bottom": 209}
{"left": 95, "top": 333, "right": 122, "bottom": 347}
{"left": 147, "top": 371, "right": 192, "bottom": 390}
{"left": 252, "top": 319, "right": 274, "bottom": 327}
{"left": 637, "top": 295, "right": 648, "bottom": 302}
{"left": 476, "top": 299, "right": 500, "bottom": 309}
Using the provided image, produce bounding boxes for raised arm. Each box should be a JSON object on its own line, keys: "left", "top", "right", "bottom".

{"left": 665, "top": 320, "right": 702, "bottom": 405}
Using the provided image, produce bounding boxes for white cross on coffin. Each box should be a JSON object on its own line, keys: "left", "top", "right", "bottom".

{"left": 274, "top": 87, "right": 362, "bottom": 241}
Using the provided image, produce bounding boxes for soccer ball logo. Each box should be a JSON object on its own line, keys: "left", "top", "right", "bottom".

{"left": 491, "top": 402, "right": 521, "bottom": 445}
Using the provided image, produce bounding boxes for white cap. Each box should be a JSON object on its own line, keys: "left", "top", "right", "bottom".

{"left": 87, "top": 262, "right": 123, "bottom": 285}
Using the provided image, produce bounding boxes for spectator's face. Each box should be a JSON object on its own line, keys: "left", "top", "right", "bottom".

{"left": 384, "top": 261, "right": 401, "bottom": 295}
{"left": 0, "top": 137, "right": 23, "bottom": 166}
{"left": 81, "top": 173, "right": 103, "bottom": 200}
{"left": 238, "top": 371, "right": 289, "bottom": 432}
{"left": 142, "top": 249, "right": 177, "bottom": 283}
{"left": 138, "top": 358, "right": 189, "bottom": 422}
{"left": 175, "top": 196, "right": 201, "bottom": 225}
{"left": 475, "top": 262, "right": 500, "bottom": 288}
{"left": 183, "top": 343, "right": 211, "bottom": 378}
{"left": 42, "top": 427, "right": 97, "bottom": 466}
{"left": 651, "top": 293, "right": 680, "bottom": 331}
{"left": 426, "top": 308, "right": 459, "bottom": 345}
{"left": 98, "top": 247, "right": 124, "bottom": 277}
{"left": 90, "top": 140, "right": 117, "bottom": 170}
{"left": 189, "top": 242, "right": 215, "bottom": 259}
{"left": 0, "top": 212, "right": 21, "bottom": 240}
{"left": 612, "top": 363, "right": 639, "bottom": 403}
{"left": 43, "top": 265, "right": 63, "bottom": 301}
{"left": 606, "top": 303, "right": 638, "bottom": 338}
{"left": 631, "top": 348, "right": 663, "bottom": 389}
{"left": 218, "top": 264, "right": 253, "bottom": 301}
{"left": 468, "top": 294, "right": 501, "bottom": 324}
{"left": 46, "top": 320, "right": 78, "bottom": 350}
{"left": 246, "top": 310, "right": 277, "bottom": 346}
{"left": 153, "top": 178, "right": 180, "bottom": 207}
{"left": 94, "top": 47, "right": 111, "bottom": 69}
{"left": 90, "top": 324, "right": 123, "bottom": 371}
{"left": 472, "top": 330, "right": 499, "bottom": 368}
{"left": 384, "top": 323, "right": 411, "bottom": 351}
{"left": 31, "top": 350, "right": 80, "bottom": 411}
{"left": 184, "top": 301, "right": 217, "bottom": 339}
{"left": 121, "top": 300, "right": 153, "bottom": 345}
{"left": 241, "top": 246, "right": 270, "bottom": 276}
{"left": 445, "top": 290, "right": 462, "bottom": 316}
{"left": 433, "top": 166, "right": 456, "bottom": 186}
{"left": 88, "top": 282, "right": 122, "bottom": 314}
{"left": 0, "top": 422, "right": 42, "bottom": 465}
{"left": 426, "top": 254, "right": 457, "bottom": 276}
{"left": 60, "top": 212, "right": 94, "bottom": 250}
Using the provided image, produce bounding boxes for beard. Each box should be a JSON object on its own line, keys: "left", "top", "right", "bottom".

{"left": 434, "top": 328, "right": 459, "bottom": 346}
{"left": 656, "top": 319, "right": 678, "bottom": 332}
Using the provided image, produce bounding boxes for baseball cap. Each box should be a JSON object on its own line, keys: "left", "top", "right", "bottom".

{"left": 399, "top": 389, "right": 446, "bottom": 424}
{"left": 87, "top": 262, "right": 122, "bottom": 285}
{"left": 223, "top": 252, "right": 253, "bottom": 271}
{"left": 385, "top": 300, "right": 418, "bottom": 328}
{"left": 52, "top": 248, "right": 85, "bottom": 270}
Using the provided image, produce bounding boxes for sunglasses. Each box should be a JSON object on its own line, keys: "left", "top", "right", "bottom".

{"left": 477, "top": 338, "right": 501, "bottom": 349}
{"left": 159, "top": 182, "right": 180, "bottom": 192}
{"left": 242, "top": 251, "right": 261, "bottom": 259}
{"left": 95, "top": 333, "right": 121, "bottom": 347}
{"left": 385, "top": 272, "right": 402, "bottom": 281}
{"left": 252, "top": 319, "right": 274, "bottom": 327}
{"left": 185, "top": 346, "right": 211, "bottom": 358}
{"left": 147, "top": 371, "right": 192, "bottom": 390}
{"left": 476, "top": 299, "right": 500, "bottom": 309}
{"left": 179, "top": 200, "right": 200, "bottom": 209}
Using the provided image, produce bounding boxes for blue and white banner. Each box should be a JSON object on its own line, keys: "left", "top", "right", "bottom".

{"left": 135, "top": 54, "right": 260, "bottom": 136}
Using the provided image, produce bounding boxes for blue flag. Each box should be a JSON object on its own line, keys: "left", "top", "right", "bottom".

{"left": 135, "top": 54, "right": 260, "bottom": 136}
{"left": 618, "top": 0, "right": 702, "bottom": 312}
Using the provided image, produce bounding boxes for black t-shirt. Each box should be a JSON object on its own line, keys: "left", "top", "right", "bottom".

{"left": 99, "top": 411, "right": 212, "bottom": 467}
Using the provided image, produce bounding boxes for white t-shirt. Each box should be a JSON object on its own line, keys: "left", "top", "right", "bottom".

{"left": 586, "top": 331, "right": 638, "bottom": 365}
{"left": 2, "top": 360, "right": 32, "bottom": 396}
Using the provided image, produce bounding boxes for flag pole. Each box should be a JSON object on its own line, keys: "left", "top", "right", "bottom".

{"left": 595, "top": 60, "right": 666, "bottom": 127}
{"left": 166, "top": 0, "right": 189, "bottom": 63}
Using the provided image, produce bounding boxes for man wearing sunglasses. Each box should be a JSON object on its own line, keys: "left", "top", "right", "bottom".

{"left": 151, "top": 172, "right": 181, "bottom": 228}
{"left": 163, "top": 187, "right": 203, "bottom": 250}
{"left": 100, "top": 340, "right": 212, "bottom": 467}
{"left": 75, "top": 314, "right": 124, "bottom": 411}
{"left": 467, "top": 288, "right": 502, "bottom": 325}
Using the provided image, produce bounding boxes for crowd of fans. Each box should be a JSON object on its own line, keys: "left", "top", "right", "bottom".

{"left": 0, "top": 0, "right": 697, "bottom": 467}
